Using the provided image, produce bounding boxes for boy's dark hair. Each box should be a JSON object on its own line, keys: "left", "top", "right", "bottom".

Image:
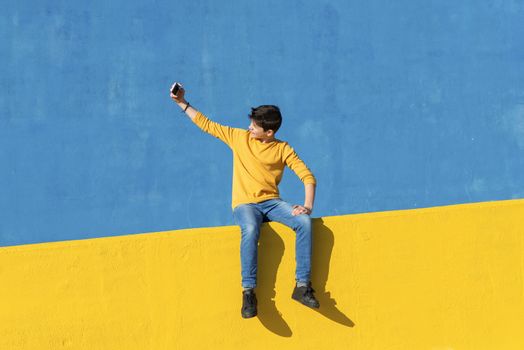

{"left": 249, "top": 105, "right": 282, "bottom": 133}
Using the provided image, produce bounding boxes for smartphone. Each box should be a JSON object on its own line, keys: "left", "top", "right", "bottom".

{"left": 171, "top": 83, "right": 181, "bottom": 95}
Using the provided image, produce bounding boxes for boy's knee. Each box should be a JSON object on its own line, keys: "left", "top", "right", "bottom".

{"left": 294, "top": 214, "right": 311, "bottom": 230}
{"left": 240, "top": 223, "right": 260, "bottom": 238}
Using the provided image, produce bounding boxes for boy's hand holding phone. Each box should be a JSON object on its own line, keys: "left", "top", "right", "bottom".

{"left": 170, "top": 82, "right": 186, "bottom": 103}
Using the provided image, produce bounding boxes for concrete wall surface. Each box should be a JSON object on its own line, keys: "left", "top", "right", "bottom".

{"left": 1, "top": 199, "right": 523, "bottom": 349}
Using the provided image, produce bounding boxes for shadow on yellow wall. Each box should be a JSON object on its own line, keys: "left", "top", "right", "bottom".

{"left": 257, "top": 218, "right": 355, "bottom": 336}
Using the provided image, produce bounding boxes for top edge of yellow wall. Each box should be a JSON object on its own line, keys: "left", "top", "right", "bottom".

{"left": 2, "top": 198, "right": 523, "bottom": 251}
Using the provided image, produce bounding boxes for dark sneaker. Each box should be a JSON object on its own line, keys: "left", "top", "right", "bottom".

{"left": 292, "top": 283, "right": 320, "bottom": 309}
{"left": 241, "top": 289, "right": 257, "bottom": 318}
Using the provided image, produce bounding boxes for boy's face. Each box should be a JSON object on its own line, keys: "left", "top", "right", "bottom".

{"left": 248, "top": 119, "right": 274, "bottom": 141}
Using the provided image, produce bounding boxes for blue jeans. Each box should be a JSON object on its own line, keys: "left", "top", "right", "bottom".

{"left": 233, "top": 198, "right": 312, "bottom": 289}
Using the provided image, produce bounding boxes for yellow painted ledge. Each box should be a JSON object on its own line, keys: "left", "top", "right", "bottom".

{"left": 1, "top": 199, "right": 524, "bottom": 349}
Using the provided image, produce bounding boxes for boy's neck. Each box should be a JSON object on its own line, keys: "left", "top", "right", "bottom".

{"left": 258, "top": 136, "right": 275, "bottom": 143}
{"left": 260, "top": 137, "right": 275, "bottom": 143}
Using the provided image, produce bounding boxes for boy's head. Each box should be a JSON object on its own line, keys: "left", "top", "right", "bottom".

{"left": 248, "top": 105, "right": 282, "bottom": 141}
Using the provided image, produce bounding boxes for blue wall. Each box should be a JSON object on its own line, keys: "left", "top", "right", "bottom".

{"left": 2, "top": 0, "right": 524, "bottom": 246}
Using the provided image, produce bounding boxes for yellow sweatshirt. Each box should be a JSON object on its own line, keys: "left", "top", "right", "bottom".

{"left": 192, "top": 112, "right": 316, "bottom": 209}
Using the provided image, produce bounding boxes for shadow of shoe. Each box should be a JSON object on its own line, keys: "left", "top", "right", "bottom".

{"left": 256, "top": 224, "right": 292, "bottom": 337}
{"left": 311, "top": 218, "right": 355, "bottom": 327}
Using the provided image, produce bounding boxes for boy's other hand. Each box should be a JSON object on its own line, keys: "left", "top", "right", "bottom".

{"left": 170, "top": 82, "right": 186, "bottom": 103}
{"left": 292, "top": 205, "right": 312, "bottom": 216}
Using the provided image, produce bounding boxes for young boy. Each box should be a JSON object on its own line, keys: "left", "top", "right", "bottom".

{"left": 170, "top": 83, "right": 319, "bottom": 318}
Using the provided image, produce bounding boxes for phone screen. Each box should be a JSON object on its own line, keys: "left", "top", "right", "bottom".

{"left": 171, "top": 83, "right": 180, "bottom": 95}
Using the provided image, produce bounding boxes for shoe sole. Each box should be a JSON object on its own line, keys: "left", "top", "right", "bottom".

{"left": 292, "top": 294, "right": 320, "bottom": 309}
{"left": 241, "top": 310, "right": 257, "bottom": 319}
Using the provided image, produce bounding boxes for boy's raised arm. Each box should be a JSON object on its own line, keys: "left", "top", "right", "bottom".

{"left": 169, "top": 82, "right": 239, "bottom": 148}
{"left": 170, "top": 82, "right": 198, "bottom": 121}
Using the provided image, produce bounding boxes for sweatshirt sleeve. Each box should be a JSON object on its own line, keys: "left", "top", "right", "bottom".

{"left": 283, "top": 144, "right": 316, "bottom": 185}
{"left": 191, "top": 112, "right": 240, "bottom": 148}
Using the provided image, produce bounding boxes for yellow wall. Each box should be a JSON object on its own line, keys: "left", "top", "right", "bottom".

{"left": 1, "top": 199, "right": 524, "bottom": 349}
